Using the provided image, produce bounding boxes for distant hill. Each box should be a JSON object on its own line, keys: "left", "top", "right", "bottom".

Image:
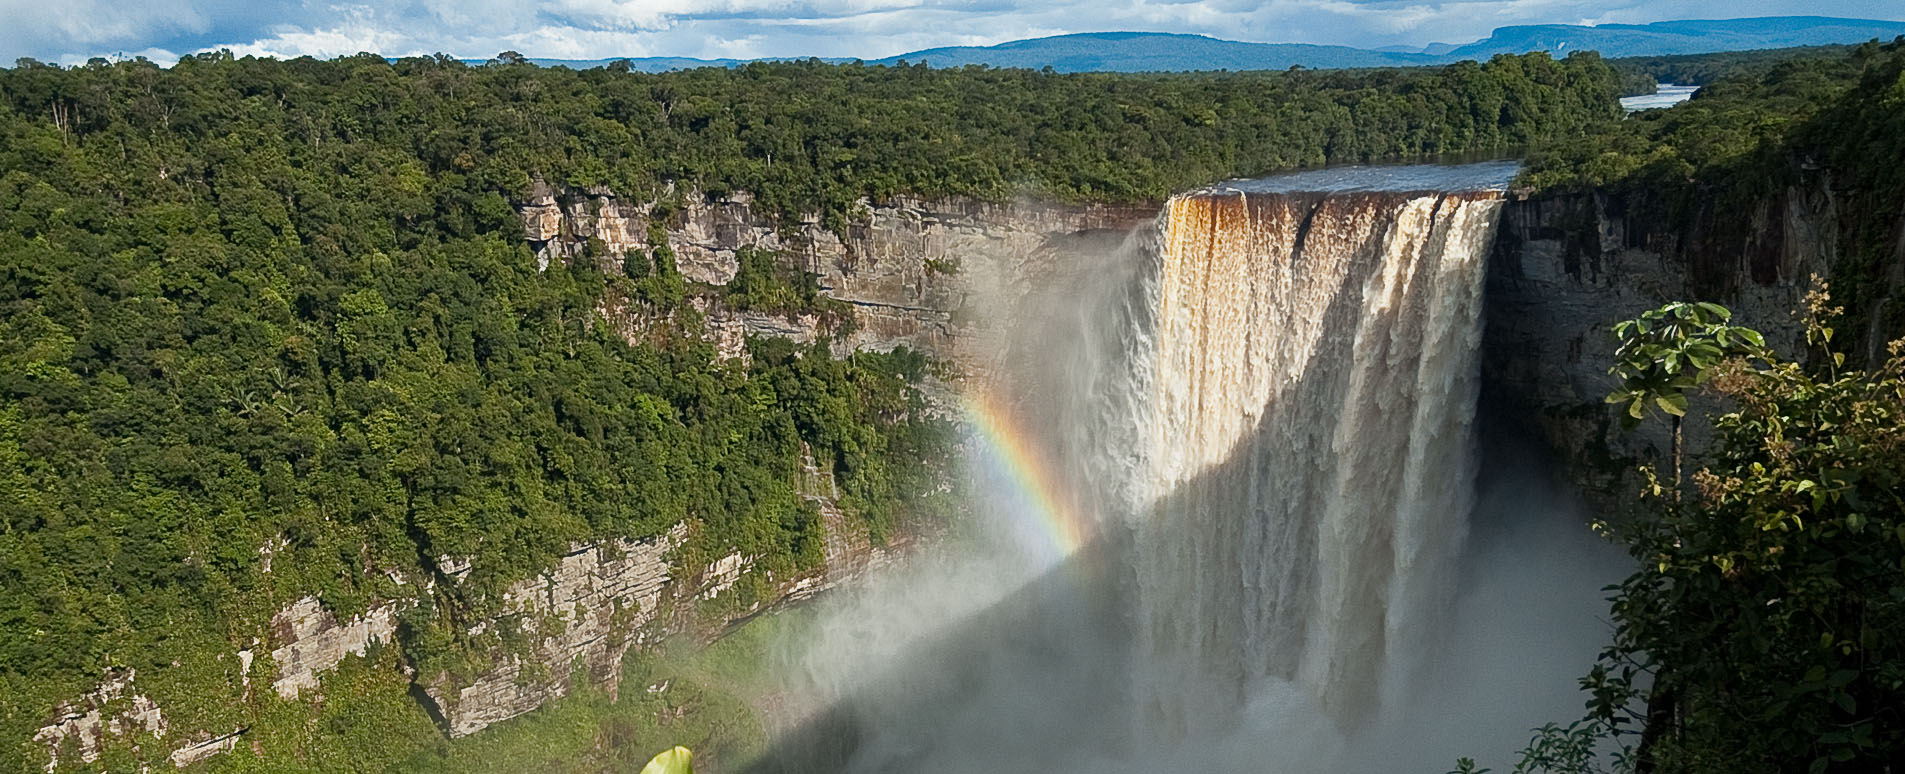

{"left": 1437, "top": 16, "right": 1905, "bottom": 60}
{"left": 519, "top": 16, "right": 1905, "bottom": 73}
{"left": 520, "top": 56, "right": 853, "bottom": 72}
{"left": 866, "top": 31, "right": 1435, "bottom": 72}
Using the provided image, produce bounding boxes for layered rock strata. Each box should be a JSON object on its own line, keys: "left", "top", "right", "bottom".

{"left": 520, "top": 185, "right": 1156, "bottom": 375}
{"left": 1482, "top": 184, "right": 1837, "bottom": 497}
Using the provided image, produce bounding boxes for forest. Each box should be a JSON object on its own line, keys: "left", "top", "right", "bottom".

{"left": 5, "top": 50, "right": 1621, "bottom": 228}
{"left": 1493, "top": 39, "right": 1905, "bottom": 774}
{"left": 0, "top": 50, "right": 1620, "bottom": 770}
{"left": 1522, "top": 39, "right": 1905, "bottom": 357}
{"left": 1608, "top": 44, "right": 1861, "bottom": 95}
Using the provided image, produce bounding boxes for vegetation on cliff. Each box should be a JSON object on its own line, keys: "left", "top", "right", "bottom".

{"left": 0, "top": 49, "right": 1621, "bottom": 769}
{"left": 0, "top": 59, "right": 953, "bottom": 774}
{"left": 1523, "top": 38, "right": 1905, "bottom": 358}
{"left": 1496, "top": 295, "right": 1905, "bottom": 773}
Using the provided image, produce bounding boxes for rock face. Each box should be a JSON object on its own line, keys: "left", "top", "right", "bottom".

{"left": 269, "top": 596, "right": 403, "bottom": 700}
{"left": 31, "top": 669, "right": 164, "bottom": 772}
{"left": 1482, "top": 184, "right": 1837, "bottom": 496}
{"left": 168, "top": 729, "right": 244, "bottom": 768}
{"left": 425, "top": 531, "right": 678, "bottom": 737}
{"left": 521, "top": 186, "right": 1157, "bottom": 375}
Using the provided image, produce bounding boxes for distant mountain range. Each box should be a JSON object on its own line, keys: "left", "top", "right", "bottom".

{"left": 864, "top": 31, "right": 1438, "bottom": 71}
{"left": 524, "top": 16, "right": 1905, "bottom": 73}
{"left": 1430, "top": 17, "right": 1905, "bottom": 61}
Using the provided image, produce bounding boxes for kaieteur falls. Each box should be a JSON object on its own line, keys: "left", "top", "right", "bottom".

{"left": 761, "top": 161, "right": 1621, "bottom": 773}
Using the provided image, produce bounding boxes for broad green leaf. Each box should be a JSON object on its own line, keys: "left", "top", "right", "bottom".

{"left": 641, "top": 746, "right": 694, "bottom": 774}
{"left": 1656, "top": 392, "right": 1688, "bottom": 417}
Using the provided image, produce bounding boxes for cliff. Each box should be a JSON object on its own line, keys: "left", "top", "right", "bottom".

{"left": 1482, "top": 180, "right": 1840, "bottom": 499}
{"left": 422, "top": 530, "right": 675, "bottom": 737}
{"left": 521, "top": 185, "right": 1156, "bottom": 374}
{"left": 36, "top": 173, "right": 1861, "bottom": 768}
{"left": 28, "top": 188, "right": 1152, "bottom": 770}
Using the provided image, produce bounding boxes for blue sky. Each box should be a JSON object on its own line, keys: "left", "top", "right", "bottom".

{"left": 4, "top": 0, "right": 1903, "bottom": 65}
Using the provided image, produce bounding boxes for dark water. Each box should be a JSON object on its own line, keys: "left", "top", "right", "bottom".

{"left": 1202, "top": 159, "right": 1521, "bottom": 195}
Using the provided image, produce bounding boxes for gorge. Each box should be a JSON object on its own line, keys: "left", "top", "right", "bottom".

{"left": 741, "top": 161, "right": 1632, "bottom": 772}
{"left": 21, "top": 159, "right": 1833, "bottom": 770}
{"left": 8, "top": 44, "right": 1897, "bottom": 772}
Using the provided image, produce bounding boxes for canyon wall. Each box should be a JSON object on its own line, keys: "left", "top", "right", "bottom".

{"left": 523, "top": 176, "right": 1857, "bottom": 521}
{"left": 37, "top": 174, "right": 1855, "bottom": 768}
{"left": 1482, "top": 180, "right": 1839, "bottom": 498}
{"left": 29, "top": 189, "right": 1151, "bottom": 770}
{"left": 522, "top": 184, "right": 1156, "bottom": 376}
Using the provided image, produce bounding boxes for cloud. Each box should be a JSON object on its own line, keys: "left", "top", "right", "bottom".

{"left": 0, "top": 0, "right": 202, "bottom": 63}
{"left": 2, "top": 0, "right": 1901, "bottom": 65}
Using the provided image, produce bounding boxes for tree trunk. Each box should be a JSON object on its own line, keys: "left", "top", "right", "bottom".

{"left": 1636, "top": 684, "right": 1678, "bottom": 774}
{"left": 1671, "top": 415, "right": 1684, "bottom": 497}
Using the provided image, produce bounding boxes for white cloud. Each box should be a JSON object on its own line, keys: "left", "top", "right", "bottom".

{"left": 4, "top": 0, "right": 1903, "bottom": 65}
{"left": 226, "top": 24, "right": 415, "bottom": 60}
{"left": 0, "top": 0, "right": 207, "bottom": 63}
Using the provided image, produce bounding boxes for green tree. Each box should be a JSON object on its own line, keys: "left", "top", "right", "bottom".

{"left": 1605, "top": 301, "right": 1768, "bottom": 490}
{"left": 1535, "top": 293, "right": 1905, "bottom": 773}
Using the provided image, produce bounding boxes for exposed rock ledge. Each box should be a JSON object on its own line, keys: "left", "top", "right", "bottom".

{"left": 270, "top": 596, "right": 401, "bottom": 700}
{"left": 31, "top": 669, "right": 164, "bottom": 772}
{"left": 35, "top": 188, "right": 1150, "bottom": 767}
{"left": 425, "top": 530, "right": 678, "bottom": 737}
{"left": 36, "top": 466, "right": 907, "bottom": 766}
{"left": 522, "top": 184, "right": 1157, "bottom": 376}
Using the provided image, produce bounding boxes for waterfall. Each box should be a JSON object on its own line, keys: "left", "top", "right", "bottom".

{"left": 1128, "top": 188, "right": 1503, "bottom": 736}
{"left": 768, "top": 165, "right": 1608, "bottom": 774}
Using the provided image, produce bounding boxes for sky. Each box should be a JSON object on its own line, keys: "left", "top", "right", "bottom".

{"left": 4, "top": 0, "right": 1904, "bottom": 66}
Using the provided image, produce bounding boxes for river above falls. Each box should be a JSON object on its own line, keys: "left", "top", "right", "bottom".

{"left": 1621, "top": 83, "right": 1698, "bottom": 112}
{"left": 1202, "top": 159, "right": 1520, "bottom": 195}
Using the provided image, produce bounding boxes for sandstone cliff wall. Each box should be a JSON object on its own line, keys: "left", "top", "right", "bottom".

{"left": 423, "top": 532, "right": 676, "bottom": 737}
{"left": 521, "top": 185, "right": 1156, "bottom": 375}
{"left": 54, "top": 174, "right": 1839, "bottom": 767}
{"left": 1482, "top": 182, "right": 1839, "bottom": 498}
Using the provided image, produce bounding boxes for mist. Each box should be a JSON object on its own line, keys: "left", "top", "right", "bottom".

{"left": 747, "top": 171, "right": 1631, "bottom": 774}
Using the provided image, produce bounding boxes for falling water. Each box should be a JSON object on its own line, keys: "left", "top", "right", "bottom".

{"left": 1131, "top": 188, "right": 1501, "bottom": 737}
{"left": 765, "top": 162, "right": 1616, "bottom": 774}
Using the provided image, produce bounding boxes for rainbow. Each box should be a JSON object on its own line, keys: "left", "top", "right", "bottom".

{"left": 960, "top": 388, "right": 1092, "bottom": 562}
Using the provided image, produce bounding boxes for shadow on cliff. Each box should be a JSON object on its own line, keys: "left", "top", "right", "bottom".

{"left": 740, "top": 211, "right": 1377, "bottom": 774}
{"left": 740, "top": 194, "right": 1623, "bottom": 774}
